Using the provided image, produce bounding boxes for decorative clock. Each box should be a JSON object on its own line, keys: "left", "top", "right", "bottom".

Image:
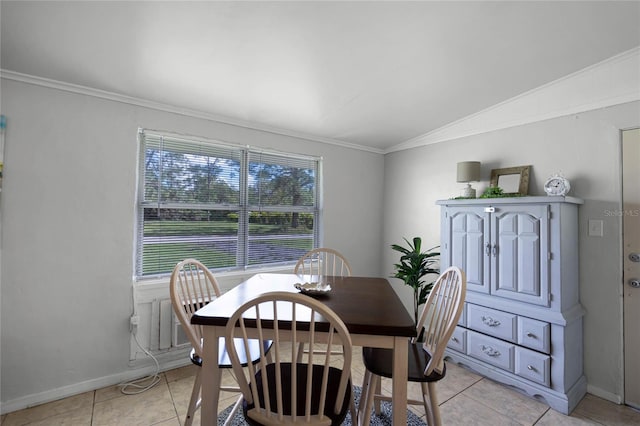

{"left": 544, "top": 173, "right": 571, "bottom": 196}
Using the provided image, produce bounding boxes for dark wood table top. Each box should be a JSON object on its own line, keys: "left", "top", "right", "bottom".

{"left": 191, "top": 273, "right": 416, "bottom": 338}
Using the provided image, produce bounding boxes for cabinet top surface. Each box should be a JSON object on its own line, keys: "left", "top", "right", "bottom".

{"left": 436, "top": 195, "right": 583, "bottom": 206}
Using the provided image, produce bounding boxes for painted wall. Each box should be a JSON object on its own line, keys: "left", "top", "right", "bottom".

{"left": 0, "top": 78, "right": 385, "bottom": 410}
{"left": 382, "top": 100, "right": 640, "bottom": 403}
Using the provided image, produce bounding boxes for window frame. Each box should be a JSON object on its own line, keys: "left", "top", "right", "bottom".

{"left": 135, "top": 129, "right": 321, "bottom": 279}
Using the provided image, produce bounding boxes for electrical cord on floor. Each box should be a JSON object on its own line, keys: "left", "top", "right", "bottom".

{"left": 118, "top": 332, "right": 161, "bottom": 395}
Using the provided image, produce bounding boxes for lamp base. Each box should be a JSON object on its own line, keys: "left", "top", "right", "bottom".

{"left": 462, "top": 184, "right": 476, "bottom": 198}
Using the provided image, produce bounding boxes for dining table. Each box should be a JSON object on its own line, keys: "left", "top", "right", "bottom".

{"left": 190, "top": 273, "right": 417, "bottom": 425}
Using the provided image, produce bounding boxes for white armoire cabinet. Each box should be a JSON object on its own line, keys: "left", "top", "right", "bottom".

{"left": 437, "top": 196, "right": 586, "bottom": 414}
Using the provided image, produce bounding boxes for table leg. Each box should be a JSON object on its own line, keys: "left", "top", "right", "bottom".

{"left": 200, "top": 326, "right": 221, "bottom": 426}
{"left": 391, "top": 336, "right": 408, "bottom": 425}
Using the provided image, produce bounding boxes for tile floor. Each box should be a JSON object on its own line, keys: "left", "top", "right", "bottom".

{"left": 2, "top": 347, "right": 640, "bottom": 426}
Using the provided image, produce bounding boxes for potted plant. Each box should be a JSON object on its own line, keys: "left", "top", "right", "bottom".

{"left": 391, "top": 237, "right": 440, "bottom": 325}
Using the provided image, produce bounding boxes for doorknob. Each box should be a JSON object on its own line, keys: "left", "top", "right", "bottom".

{"left": 629, "top": 253, "right": 640, "bottom": 263}
{"left": 629, "top": 279, "right": 640, "bottom": 288}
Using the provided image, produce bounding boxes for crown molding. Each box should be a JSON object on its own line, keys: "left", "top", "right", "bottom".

{"left": 387, "top": 47, "right": 640, "bottom": 154}
{"left": 0, "top": 69, "right": 384, "bottom": 155}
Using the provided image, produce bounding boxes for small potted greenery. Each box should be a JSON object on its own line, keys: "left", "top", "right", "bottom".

{"left": 479, "top": 185, "right": 505, "bottom": 198}
{"left": 391, "top": 237, "right": 440, "bottom": 325}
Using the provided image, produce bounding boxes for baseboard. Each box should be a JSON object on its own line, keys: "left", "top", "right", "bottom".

{"left": 586, "top": 384, "right": 623, "bottom": 405}
{"left": 0, "top": 354, "right": 191, "bottom": 415}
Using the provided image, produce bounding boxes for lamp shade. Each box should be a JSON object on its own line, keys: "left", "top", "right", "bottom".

{"left": 456, "top": 161, "right": 481, "bottom": 183}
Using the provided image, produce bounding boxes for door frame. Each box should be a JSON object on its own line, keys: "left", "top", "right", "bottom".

{"left": 621, "top": 127, "right": 640, "bottom": 409}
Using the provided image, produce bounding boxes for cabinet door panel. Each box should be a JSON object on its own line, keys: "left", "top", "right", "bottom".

{"left": 491, "top": 205, "right": 550, "bottom": 306}
{"left": 445, "top": 207, "right": 489, "bottom": 294}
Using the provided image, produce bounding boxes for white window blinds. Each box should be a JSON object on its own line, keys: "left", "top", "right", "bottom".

{"left": 136, "top": 130, "right": 320, "bottom": 278}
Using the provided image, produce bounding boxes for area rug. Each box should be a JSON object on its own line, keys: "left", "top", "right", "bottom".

{"left": 217, "top": 386, "right": 426, "bottom": 425}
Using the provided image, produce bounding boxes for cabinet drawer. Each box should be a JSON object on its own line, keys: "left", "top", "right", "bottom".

{"left": 515, "top": 346, "right": 551, "bottom": 387}
{"left": 467, "top": 304, "right": 517, "bottom": 342}
{"left": 517, "top": 317, "right": 551, "bottom": 354}
{"left": 447, "top": 326, "right": 467, "bottom": 352}
{"left": 467, "top": 331, "right": 515, "bottom": 372}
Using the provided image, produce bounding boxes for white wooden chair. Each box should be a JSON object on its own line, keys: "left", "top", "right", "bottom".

{"left": 294, "top": 247, "right": 352, "bottom": 277}
{"left": 170, "top": 259, "right": 271, "bottom": 426}
{"left": 225, "top": 291, "right": 354, "bottom": 425}
{"left": 359, "top": 266, "right": 467, "bottom": 426}
{"left": 294, "top": 248, "right": 351, "bottom": 359}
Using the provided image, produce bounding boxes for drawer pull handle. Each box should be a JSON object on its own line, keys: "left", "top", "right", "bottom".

{"left": 526, "top": 332, "right": 536, "bottom": 338}
{"left": 481, "top": 345, "right": 501, "bottom": 357}
{"left": 451, "top": 337, "right": 459, "bottom": 343}
{"left": 485, "top": 244, "right": 491, "bottom": 256}
{"left": 527, "top": 365, "right": 537, "bottom": 372}
{"left": 482, "top": 316, "right": 501, "bottom": 327}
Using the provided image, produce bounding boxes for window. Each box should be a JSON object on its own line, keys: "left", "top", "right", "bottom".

{"left": 136, "top": 130, "right": 320, "bottom": 278}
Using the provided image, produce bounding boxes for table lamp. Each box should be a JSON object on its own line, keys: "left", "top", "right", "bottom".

{"left": 457, "top": 161, "right": 481, "bottom": 198}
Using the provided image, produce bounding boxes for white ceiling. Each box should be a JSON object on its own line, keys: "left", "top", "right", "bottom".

{"left": 2, "top": 1, "right": 639, "bottom": 152}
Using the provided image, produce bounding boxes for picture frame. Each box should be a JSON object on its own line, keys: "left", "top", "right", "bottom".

{"left": 490, "top": 165, "right": 531, "bottom": 196}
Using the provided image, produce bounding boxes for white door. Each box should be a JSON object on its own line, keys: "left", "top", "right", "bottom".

{"left": 623, "top": 128, "right": 640, "bottom": 409}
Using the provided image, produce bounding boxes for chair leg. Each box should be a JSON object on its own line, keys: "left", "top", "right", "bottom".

{"left": 349, "top": 385, "right": 357, "bottom": 425}
{"left": 374, "top": 376, "right": 382, "bottom": 415}
{"left": 421, "top": 382, "right": 434, "bottom": 426}
{"left": 222, "top": 394, "right": 243, "bottom": 426}
{"left": 358, "top": 370, "right": 372, "bottom": 425}
{"left": 184, "top": 369, "right": 202, "bottom": 426}
{"left": 360, "top": 372, "right": 379, "bottom": 426}
{"left": 426, "top": 382, "right": 442, "bottom": 426}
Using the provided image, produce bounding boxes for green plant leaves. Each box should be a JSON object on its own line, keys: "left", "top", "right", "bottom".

{"left": 391, "top": 237, "right": 440, "bottom": 324}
